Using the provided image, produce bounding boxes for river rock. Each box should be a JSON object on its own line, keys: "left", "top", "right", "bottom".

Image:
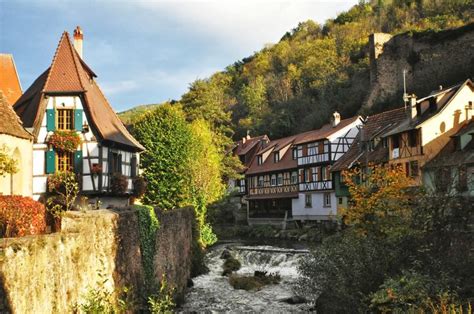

{"left": 281, "top": 295, "right": 307, "bottom": 304}
{"left": 220, "top": 249, "right": 232, "bottom": 259}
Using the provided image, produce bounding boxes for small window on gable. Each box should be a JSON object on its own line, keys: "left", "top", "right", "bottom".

{"left": 257, "top": 155, "right": 263, "bottom": 165}
{"left": 57, "top": 109, "right": 74, "bottom": 130}
{"left": 408, "top": 130, "right": 418, "bottom": 147}
{"left": 274, "top": 151, "right": 280, "bottom": 163}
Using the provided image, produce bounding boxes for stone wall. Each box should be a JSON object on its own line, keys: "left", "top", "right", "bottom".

{"left": 367, "top": 23, "right": 474, "bottom": 108}
{"left": 0, "top": 207, "right": 195, "bottom": 313}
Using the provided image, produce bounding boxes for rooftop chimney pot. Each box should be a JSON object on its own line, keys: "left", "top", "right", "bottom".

{"left": 332, "top": 111, "right": 341, "bottom": 127}
{"left": 73, "top": 26, "right": 84, "bottom": 59}
{"left": 409, "top": 94, "right": 417, "bottom": 120}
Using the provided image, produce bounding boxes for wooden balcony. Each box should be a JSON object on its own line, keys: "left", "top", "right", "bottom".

{"left": 297, "top": 153, "right": 330, "bottom": 166}
{"left": 299, "top": 180, "right": 333, "bottom": 191}
{"left": 248, "top": 184, "right": 299, "bottom": 196}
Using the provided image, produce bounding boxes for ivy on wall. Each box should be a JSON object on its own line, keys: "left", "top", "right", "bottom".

{"left": 135, "top": 204, "right": 160, "bottom": 293}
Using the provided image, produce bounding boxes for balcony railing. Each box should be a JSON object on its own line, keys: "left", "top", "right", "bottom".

{"left": 299, "top": 180, "right": 333, "bottom": 191}
{"left": 297, "top": 153, "right": 330, "bottom": 166}
{"left": 248, "top": 184, "right": 298, "bottom": 196}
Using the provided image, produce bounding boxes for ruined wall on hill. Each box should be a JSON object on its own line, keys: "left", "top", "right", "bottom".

{"left": 0, "top": 207, "right": 195, "bottom": 313}
{"left": 367, "top": 23, "right": 474, "bottom": 108}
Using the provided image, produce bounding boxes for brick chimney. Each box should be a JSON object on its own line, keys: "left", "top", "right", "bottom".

{"left": 73, "top": 26, "right": 84, "bottom": 59}
{"left": 332, "top": 111, "right": 341, "bottom": 127}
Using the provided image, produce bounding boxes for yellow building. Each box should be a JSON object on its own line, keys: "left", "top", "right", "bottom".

{"left": 0, "top": 92, "right": 33, "bottom": 196}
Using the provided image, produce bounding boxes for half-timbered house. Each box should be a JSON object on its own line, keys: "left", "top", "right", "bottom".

{"left": 292, "top": 112, "right": 362, "bottom": 221}
{"left": 13, "top": 28, "right": 144, "bottom": 204}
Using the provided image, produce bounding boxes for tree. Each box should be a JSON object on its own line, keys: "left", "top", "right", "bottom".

{"left": 0, "top": 145, "right": 18, "bottom": 176}
{"left": 131, "top": 104, "right": 193, "bottom": 209}
{"left": 341, "top": 164, "right": 415, "bottom": 235}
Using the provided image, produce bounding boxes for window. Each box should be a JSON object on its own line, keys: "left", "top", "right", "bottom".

{"left": 57, "top": 151, "right": 73, "bottom": 172}
{"left": 305, "top": 194, "right": 312, "bottom": 208}
{"left": 324, "top": 140, "right": 330, "bottom": 153}
{"left": 297, "top": 146, "right": 303, "bottom": 158}
{"left": 321, "top": 166, "right": 327, "bottom": 181}
{"left": 338, "top": 197, "right": 343, "bottom": 205}
{"left": 273, "top": 151, "right": 280, "bottom": 163}
{"left": 308, "top": 143, "right": 317, "bottom": 156}
{"left": 291, "top": 171, "right": 298, "bottom": 184}
{"left": 257, "top": 155, "right": 263, "bottom": 165}
{"left": 323, "top": 192, "right": 331, "bottom": 207}
{"left": 130, "top": 155, "right": 137, "bottom": 177}
{"left": 57, "top": 109, "right": 74, "bottom": 130}
{"left": 292, "top": 148, "right": 297, "bottom": 160}
{"left": 409, "top": 160, "right": 419, "bottom": 177}
{"left": 408, "top": 130, "right": 418, "bottom": 147}
{"left": 258, "top": 176, "right": 264, "bottom": 187}
{"left": 392, "top": 135, "right": 400, "bottom": 149}
{"left": 305, "top": 168, "right": 311, "bottom": 183}
{"left": 110, "top": 152, "right": 122, "bottom": 174}
{"left": 271, "top": 174, "right": 277, "bottom": 186}
{"left": 277, "top": 173, "right": 283, "bottom": 186}
{"left": 312, "top": 167, "right": 318, "bottom": 182}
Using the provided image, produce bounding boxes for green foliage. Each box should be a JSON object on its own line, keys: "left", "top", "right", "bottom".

{"left": 147, "top": 276, "right": 175, "bottom": 314}
{"left": 135, "top": 204, "right": 160, "bottom": 293}
{"left": 131, "top": 104, "right": 193, "bottom": 209}
{"left": 46, "top": 171, "right": 79, "bottom": 218}
{"left": 110, "top": 172, "right": 128, "bottom": 196}
{"left": 0, "top": 145, "right": 18, "bottom": 176}
{"left": 118, "top": 103, "right": 162, "bottom": 125}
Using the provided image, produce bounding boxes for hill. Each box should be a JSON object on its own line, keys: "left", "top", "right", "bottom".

{"left": 121, "top": 0, "right": 474, "bottom": 139}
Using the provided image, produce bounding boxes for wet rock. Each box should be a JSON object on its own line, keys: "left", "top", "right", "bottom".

{"left": 281, "top": 295, "right": 307, "bottom": 304}
{"left": 187, "top": 278, "right": 194, "bottom": 287}
{"left": 220, "top": 249, "right": 232, "bottom": 260}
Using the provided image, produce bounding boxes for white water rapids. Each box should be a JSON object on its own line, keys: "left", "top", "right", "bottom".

{"left": 179, "top": 243, "right": 311, "bottom": 313}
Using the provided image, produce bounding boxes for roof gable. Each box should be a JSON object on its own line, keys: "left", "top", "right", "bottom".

{"left": 43, "top": 32, "right": 87, "bottom": 93}
{"left": 0, "top": 54, "right": 22, "bottom": 105}
{"left": 0, "top": 91, "right": 31, "bottom": 139}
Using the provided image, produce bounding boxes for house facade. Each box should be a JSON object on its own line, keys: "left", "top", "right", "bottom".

{"left": 244, "top": 112, "right": 362, "bottom": 223}
{"left": 383, "top": 80, "right": 474, "bottom": 185}
{"left": 292, "top": 113, "right": 361, "bottom": 220}
{"left": 13, "top": 28, "right": 144, "bottom": 203}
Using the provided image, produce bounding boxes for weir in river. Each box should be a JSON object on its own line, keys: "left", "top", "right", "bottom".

{"left": 179, "top": 243, "right": 311, "bottom": 313}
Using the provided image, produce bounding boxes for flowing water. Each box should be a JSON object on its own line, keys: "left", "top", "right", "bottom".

{"left": 179, "top": 243, "right": 311, "bottom": 313}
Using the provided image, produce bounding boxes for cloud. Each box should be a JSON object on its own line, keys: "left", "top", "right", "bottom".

{"left": 100, "top": 80, "right": 139, "bottom": 95}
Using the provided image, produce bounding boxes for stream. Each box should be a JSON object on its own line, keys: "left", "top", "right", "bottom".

{"left": 179, "top": 242, "right": 312, "bottom": 313}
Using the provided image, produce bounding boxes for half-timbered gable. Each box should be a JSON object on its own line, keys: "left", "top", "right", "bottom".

{"left": 13, "top": 28, "right": 144, "bottom": 201}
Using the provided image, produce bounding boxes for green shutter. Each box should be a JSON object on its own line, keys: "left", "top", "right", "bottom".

{"left": 74, "top": 109, "right": 83, "bottom": 131}
{"left": 74, "top": 150, "right": 83, "bottom": 174}
{"left": 46, "top": 150, "right": 55, "bottom": 174}
{"left": 46, "top": 109, "right": 55, "bottom": 131}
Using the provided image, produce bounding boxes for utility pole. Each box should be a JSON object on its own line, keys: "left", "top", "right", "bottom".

{"left": 403, "top": 69, "right": 409, "bottom": 110}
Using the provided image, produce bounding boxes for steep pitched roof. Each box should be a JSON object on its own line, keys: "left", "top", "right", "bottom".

{"left": 0, "top": 91, "right": 31, "bottom": 139}
{"left": 0, "top": 54, "right": 22, "bottom": 105}
{"left": 13, "top": 31, "right": 144, "bottom": 151}
{"left": 332, "top": 107, "right": 407, "bottom": 172}
{"left": 294, "top": 116, "right": 360, "bottom": 145}
{"left": 233, "top": 135, "right": 269, "bottom": 156}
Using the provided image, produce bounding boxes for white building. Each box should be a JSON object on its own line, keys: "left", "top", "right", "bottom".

{"left": 13, "top": 27, "right": 144, "bottom": 204}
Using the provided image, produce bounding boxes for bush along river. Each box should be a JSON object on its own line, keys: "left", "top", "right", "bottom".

{"left": 179, "top": 242, "right": 311, "bottom": 313}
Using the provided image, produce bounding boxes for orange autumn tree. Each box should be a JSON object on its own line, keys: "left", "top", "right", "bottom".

{"left": 341, "top": 164, "right": 416, "bottom": 236}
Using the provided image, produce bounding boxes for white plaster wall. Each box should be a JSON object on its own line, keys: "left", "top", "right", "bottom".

{"left": 292, "top": 191, "right": 337, "bottom": 220}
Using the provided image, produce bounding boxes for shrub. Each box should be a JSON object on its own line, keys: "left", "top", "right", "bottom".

{"left": 0, "top": 195, "right": 46, "bottom": 237}
{"left": 148, "top": 276, "right": 176, "bottom": 314}
{"left": 46, "top": 171, "right": 79, "bottom": 218}
{"left": 110, "top": 172, "right": 128, "bottom": 195}
{"left": 132, "top": 176, "right": 147, "bottom": 198}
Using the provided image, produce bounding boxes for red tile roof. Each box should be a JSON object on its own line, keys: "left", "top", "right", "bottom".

{"left": 0, "top": 91, "right": 31, "bottom": 139}
{"left": 233, "top": 135, "right": 269, "bottom": 156}
{"left": 0, "top": 54, "right": 22, "bottom": 105}
{"left": 13, "top": 31, "right": 144, "bottom": 151}
{"left": 294, "top": 116, "right": 360, "bottom": 145}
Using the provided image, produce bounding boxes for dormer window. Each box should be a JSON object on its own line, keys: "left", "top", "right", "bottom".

{"left": 273, "top": 151, "right": 280, "bottom": 163}
{"left": 257, "top": 155, "right": 263, "bottom": 165}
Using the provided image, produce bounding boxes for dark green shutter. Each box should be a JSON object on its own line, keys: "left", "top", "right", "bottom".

{"left": 46, "top": 109, "right": 55, "bottom": 131}
{"left": 118, "top": 154, "right": 123, "bottom": 174}
{"left": 74, "top": 109, "right": 83, "bottom": 131}
{"left": 130, "top": 156, "right": 137, "bottom": 177}
{"left": 46, "top": 150, "right": 55, "bottom": 174}
{"left": 74, "top": 150, "right": 83, "bottom": 174}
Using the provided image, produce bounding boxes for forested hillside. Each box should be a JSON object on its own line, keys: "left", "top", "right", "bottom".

{"left": 121, "top": 0, "right": 473, "bottom": 140}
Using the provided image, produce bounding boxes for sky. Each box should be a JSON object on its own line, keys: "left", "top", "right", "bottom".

{"left": 0, "top": 0, "right": 357, "bottom": 112}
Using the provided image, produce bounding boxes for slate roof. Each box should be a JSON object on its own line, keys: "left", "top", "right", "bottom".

{"left": 0, "top": 91, "right": 32, "bottom": 140}
{"left": 331, "top": 107, "right": 407, "bottom": 172}
{"left": 0, "top": 54, "right": 22, "bottom": 105}
{"left": 13, "top": 32, "right": 144, "bottom": 151}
